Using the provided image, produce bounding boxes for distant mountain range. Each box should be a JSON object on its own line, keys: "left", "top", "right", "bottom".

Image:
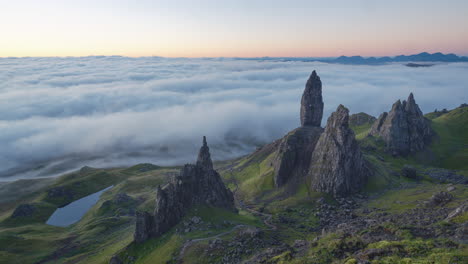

{"left": 237, "top": 52, "right": 468, "bottom": 65}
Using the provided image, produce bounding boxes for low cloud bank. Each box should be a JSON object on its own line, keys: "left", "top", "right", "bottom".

{"left": 1, "top": 57, "right": 467, "bottom": 179}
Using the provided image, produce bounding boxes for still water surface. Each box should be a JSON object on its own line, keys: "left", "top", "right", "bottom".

{"left": 46, "top": 185, "right": 113, "bottom": 227}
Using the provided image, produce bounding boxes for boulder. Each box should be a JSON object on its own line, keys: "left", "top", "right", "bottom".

{"left": 309, "top": 105, "right": 369, "bottom": 196}
{"left": 426, "top": 191, "right": 453, "bottom": 207}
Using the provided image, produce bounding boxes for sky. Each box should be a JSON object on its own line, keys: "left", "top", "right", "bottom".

{"left": 1, "top": 57, "right": 467, "bottom": 179}
{"left": 1, "top": 0, "right": 468, "bottom": 57}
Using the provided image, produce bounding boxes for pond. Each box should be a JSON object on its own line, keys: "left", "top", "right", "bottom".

{"left": 46, "top": 185, "right": 113, "bottom": 227}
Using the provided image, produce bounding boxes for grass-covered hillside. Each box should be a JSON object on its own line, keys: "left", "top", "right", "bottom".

{"left": 0, "top": 164, "right": 177, "bottom": 264}
{"left": 0, "top": 106, "right": 467, "bottom": 264}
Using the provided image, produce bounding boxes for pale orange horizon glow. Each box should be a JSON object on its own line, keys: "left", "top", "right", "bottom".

{"left": 1, "top": 0, "right": 467, "bottom": 58}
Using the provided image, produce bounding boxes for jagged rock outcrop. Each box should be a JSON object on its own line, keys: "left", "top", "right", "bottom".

{"left": 274, "top": 70, "right": 324, "bottom": 188}
{"left": 369, "top": 93, "right": 433, "bottom": 155}
{"left": 309, "top": 105, "right": 369, "bottom": 196}
{"left": 300, "top": 70, "right": 324, "bottom": 127}
{"left": 134, "top": 137, "right": 235, "bottom": 243}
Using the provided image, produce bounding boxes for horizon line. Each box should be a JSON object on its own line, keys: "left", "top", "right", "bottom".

{"left": 1, "top": 51, "right": 468, "bottom": 59}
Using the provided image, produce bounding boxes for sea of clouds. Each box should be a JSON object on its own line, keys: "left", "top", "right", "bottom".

{"left": 1, "top": 56, "right": 467, "bottom": 180}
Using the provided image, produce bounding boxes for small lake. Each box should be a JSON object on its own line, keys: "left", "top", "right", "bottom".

{"left": 46, "top": 185, "right": 113, "bottom": 227}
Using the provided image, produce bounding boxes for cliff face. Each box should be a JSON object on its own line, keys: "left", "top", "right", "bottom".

{"left": 309, "top": 105, "right": 369, "bottom": 196}
{"left": 274, "top": 71, "right": 324, "bottom": 188}
{"left": 134, "top": 137, "right": 235, "bottom": 243}
{"left": 273, "top": 126, "right": 323, "bottom": 187}
{"left": 369, "top": 93, "right": 433, "bottom": 156}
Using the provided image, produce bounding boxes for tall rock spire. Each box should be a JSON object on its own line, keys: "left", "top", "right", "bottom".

{"left": 196, "top": 136, "right": 213, "bottom": 171}
{"left": 300, "top": 70, "right": 324, "bottom": 127}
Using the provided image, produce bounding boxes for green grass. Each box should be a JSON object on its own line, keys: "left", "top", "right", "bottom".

{"left": 115, "top": 206, "right": 263, "bottom": 264}
{"left": 122, "top": 163, "right": 162, "bottom": 175}
{"left": 227, "top": 151, "right": 276, "bottom": 202}
{"left": 1, "top": 202, "right": 56, "bottom": 226}
{"left": 0, "top": 164, "right": 179, "bottom": 264}
{"left": 350, "top": 123, "right": 373, "bottom": 140}
{"left": 366, "top": 183, "right": 467, "bottom": 213}
{"left": 0, "top": 223, "right": 67, "bottom": 264}
{"left": 428, "top": 107, "right": 468, "bottom": 170}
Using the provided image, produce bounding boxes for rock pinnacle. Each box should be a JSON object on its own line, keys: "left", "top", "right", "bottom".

{"left": 196, "top": 136, "right": 213, "bottom": 170}
{"left": 300, "top": 70, "right": 324, "bottom": 127}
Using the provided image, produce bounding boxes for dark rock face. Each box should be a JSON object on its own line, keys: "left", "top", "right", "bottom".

{"left": 273, "top": 126, "right": 323, "bottom": 187}
{"left": 134, "top": 211, "right": 153, "bottom": 243}
{"left": 12, "top": 204, "right": 36, "bottom": 218}
{"left": 309, "top": 105, "right": 369, "bottom": 196}
{"left": 134, "top": 137, "right": 235, "bottom": 243}
{"left": 369, "top": 93, "right": 433, "bottom": 156}
{"left": 300, "top": 70, "right": 323, "bottom": 127}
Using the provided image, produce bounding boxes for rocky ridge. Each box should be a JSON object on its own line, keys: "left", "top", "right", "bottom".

{"left": 134, "top": 137, "right": 236, "bottom": 243}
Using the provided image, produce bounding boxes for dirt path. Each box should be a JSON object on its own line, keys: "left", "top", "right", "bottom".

{"left": 238, "top": 200, "right": 277, "bottom": 231}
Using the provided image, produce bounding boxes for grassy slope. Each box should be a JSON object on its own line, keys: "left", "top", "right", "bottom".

{"left": 0, "top": 165, "right": 177, "bottom": 264}
{"left": 426, "top": 107, "right": 468, "bottom": 172}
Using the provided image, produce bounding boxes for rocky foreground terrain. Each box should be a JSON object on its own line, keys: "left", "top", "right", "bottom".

{"left": 0, "top": 71, "right": 467, "bottom": 264}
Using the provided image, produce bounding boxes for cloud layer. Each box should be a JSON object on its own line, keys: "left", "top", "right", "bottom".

{"left": 1, "top": 57, "right": 467, "bottom": 179}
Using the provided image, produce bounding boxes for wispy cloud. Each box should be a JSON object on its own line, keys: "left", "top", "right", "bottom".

{"left": 1, "top": 57, "right": 467, "bottom": 179}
